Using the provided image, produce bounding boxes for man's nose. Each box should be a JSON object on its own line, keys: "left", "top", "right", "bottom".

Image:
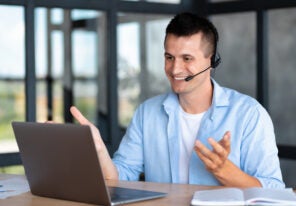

{"left": 171, "top": 59, "right": 184, "bottom": 73}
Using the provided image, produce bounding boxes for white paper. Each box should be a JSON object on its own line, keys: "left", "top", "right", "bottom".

{"left": 191, "top": 187, "right": 296, "bottom": 206}
{"left": 0, "top": 177, "right": 30, "bottom": 199}
{"left": 191, "top": 188, "right": 245, "bottom": 205}
{"left": 244, "top": 187, "right": 296, "bottom": 205}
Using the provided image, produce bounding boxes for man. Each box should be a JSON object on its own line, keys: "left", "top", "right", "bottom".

{"left": 71, "top": 12, "right": 284, "bottom": 188}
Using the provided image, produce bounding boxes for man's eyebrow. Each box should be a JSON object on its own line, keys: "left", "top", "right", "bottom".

{"left": 182, "top": 54, "right": 193, "bottom": 57}
{"left": 164, "top": 53, "right": 194, "bottom": 58}
{"left": 164, "top": 52, "right": 172, "bottom": 56}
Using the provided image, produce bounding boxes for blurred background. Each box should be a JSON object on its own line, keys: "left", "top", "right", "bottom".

{"left": 0, "top": 0, "right": 296, "bottom": 187}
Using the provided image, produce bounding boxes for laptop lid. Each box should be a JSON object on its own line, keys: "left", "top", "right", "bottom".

{"left": 12, "top": 122, "right": 166, "bottom": 206}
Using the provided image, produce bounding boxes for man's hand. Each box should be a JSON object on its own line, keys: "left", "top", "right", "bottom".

{"left": 194, "top": 131, "right": 261, "bottom": 187}
{"left": 70, "top": 106, "right": 119, "bottom": 179}
{"left": 194, "top": 131, "right": 231, "bottom": 174}
{"left": 70, "top": 106, "right": 104, "bottom": 153}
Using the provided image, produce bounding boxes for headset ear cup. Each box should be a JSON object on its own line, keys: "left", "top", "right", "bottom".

{"left": 211, "top": 53, "right": 221, "bottom": 68}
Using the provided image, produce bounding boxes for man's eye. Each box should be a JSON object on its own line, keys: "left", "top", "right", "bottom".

{"left": 184, "top": 57, "right": 192, "bottom": 62}
{"left": 165, "top": 56, "right": 174, "bottom": 61}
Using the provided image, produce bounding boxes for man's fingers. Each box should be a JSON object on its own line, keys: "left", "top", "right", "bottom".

{"left": 70, "top": 106, "right": 90, "bottom": 125}
{"left": 195, "top": 140, "right": 221, "bottom": 164}
{"left": 195, "top": 131, "right": 232, "bottom": 172}
{"left": 194, "top": 140, "right": 211, "bottom": 156}
{"left": 208, "top": 138, "right": 225, "bottom": 157}
{"left": 195, "top": 149, "right": 216, "bottom": 169}
{"left": 219, "top": 131, "right": 231, "bottom": 153}
{"left": 194, "top": 141, "right": 213, "bottom": 163}
{"left": 195, "top": 140, "right": 223, "bottom": 170}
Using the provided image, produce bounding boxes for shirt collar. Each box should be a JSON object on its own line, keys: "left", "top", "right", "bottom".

{"left": 211, "top": 78, "right": 229, "bottom": 107}
{"left": 209, "top": 78, "right": 230, "bottom": 120}
{"left": 162, "top": 78, "right": 230, "bottom": 117}
{"left": 163, "top": 92, "right": 179, "bottom": 115}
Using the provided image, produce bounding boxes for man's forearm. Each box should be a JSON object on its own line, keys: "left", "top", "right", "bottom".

{"left": 98, "top": 146, "right": 119, "bottom": 180}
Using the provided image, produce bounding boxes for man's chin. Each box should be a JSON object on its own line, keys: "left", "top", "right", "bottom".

{"left": 171, "top": 87, "right": 184, "bottom": 94}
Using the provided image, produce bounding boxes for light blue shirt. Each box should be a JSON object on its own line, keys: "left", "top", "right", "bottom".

{"left": 113, "top": 79, "right": 285, "bottom": 188}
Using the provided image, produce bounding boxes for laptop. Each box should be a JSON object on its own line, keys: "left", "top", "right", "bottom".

{"left": 12, "top": 121, "right": 166, "bottom": 206}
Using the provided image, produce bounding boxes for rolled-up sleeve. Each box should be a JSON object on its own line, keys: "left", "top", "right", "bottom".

{"left": 240, "top": 104, "right": 285, "bottom": 189}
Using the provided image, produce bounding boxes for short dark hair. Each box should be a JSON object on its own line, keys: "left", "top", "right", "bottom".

{"left": 165, "top": 12, "right": 218, "bottom": 57}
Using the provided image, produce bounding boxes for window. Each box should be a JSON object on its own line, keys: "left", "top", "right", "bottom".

{"left": 1, "top": 0, "right": 296, "bottom": 186}
{"left": 0, "top": 6, "right": 24, "bottom": 155}
{"left": 35, "top": 8, "right": 107, "bottom": 124}
{"left": 117, "top": 13, "right": 171, "bottom": 127}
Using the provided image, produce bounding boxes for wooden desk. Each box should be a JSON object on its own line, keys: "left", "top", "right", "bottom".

{"left": 0, "top": 174, "right": 216, "bottom": 206}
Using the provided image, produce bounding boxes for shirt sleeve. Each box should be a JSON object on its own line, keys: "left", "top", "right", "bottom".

{"left": 240, "top": 104, "right": 285, "bottom": 189}
{"left": 112, "top": 106, "right": 144, "bottom": 181}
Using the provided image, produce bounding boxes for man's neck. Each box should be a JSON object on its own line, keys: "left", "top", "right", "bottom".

{"left": 178, "top": 81, "right": 213, "bottom": 114}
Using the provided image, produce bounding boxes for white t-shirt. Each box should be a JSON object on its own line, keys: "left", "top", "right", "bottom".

{"left": 179, "top": 108, "right": 205, "bottom": 184}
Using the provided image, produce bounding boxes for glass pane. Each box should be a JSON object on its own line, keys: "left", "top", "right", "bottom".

{"left": 36, "top": 81, "right": 47, "bottom": 122}
{"left": 211, "top": 13, "right": 256, "bottom": 98}
{"left": 0, "top": 6, "right": 25, "bottom": 156}
{"left": 72, "top": 10, "right": 99, "bottom": 20}
{"left": 35, "top": 8, "right": 64, "bottom": 122}
{"left": 117, "top": 22, "right": 139, "bottom": 126}
{"left": 74, "top": 81, "right": 97, "bottom": 123}
{"left": 72, "top": 30, "right": 97, "bottom": 122}
{"left": 0, "top": 6, "right": 24, "bottom": 78}
{"left": 72, "top": 10, "right": 106, "bottom": 124}
{"left": 36, "top": 8, "right": 48, "bottom": 122}
{"left": 117, "top": 13, "right": 171, "bottom": 127}
{"left": 51, "top": 8, "right": 63, "bottom": 25}
{"left": 73, "top": 31, "right": 97, "bottom": 78}
{"left": 121, "top": 0, "right": 180, "bottom": 3}
{"left": 0, "top": 81, "right": 25, "bottom": 152}
{"left": 35, "top": 9, "right": 47, "bottom": 78}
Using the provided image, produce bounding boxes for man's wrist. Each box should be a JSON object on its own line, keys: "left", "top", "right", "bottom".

{"left": 212, "top": 160, "right": 234, "bottom": 183}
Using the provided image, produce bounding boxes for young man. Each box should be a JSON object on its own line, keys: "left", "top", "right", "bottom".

{"left": 71, "top": 12, "right": 284, "bottom": 188}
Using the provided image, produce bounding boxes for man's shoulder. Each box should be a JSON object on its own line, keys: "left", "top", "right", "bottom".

{"left": 141, "top": 93, "right": 171, "bottom": 108}
{"left": 212, "top": 79, "right": 259, "bottom": 108}
{"left": 214, "top": 84, "right": 267, "bottom": 117}
{"left": 221, "top": 86, "right": 259, "bottom": 107}
{"left": 136, "top": 92, "right": 180, "bottom": 115}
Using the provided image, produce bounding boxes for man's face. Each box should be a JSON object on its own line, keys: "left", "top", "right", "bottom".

{"left": 164, "top": 33, "right": 212, "bottom": 95}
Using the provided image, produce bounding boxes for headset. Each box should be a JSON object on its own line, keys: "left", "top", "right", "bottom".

{"left": 210, "top": 22, "right": 221, "bottom": 69}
